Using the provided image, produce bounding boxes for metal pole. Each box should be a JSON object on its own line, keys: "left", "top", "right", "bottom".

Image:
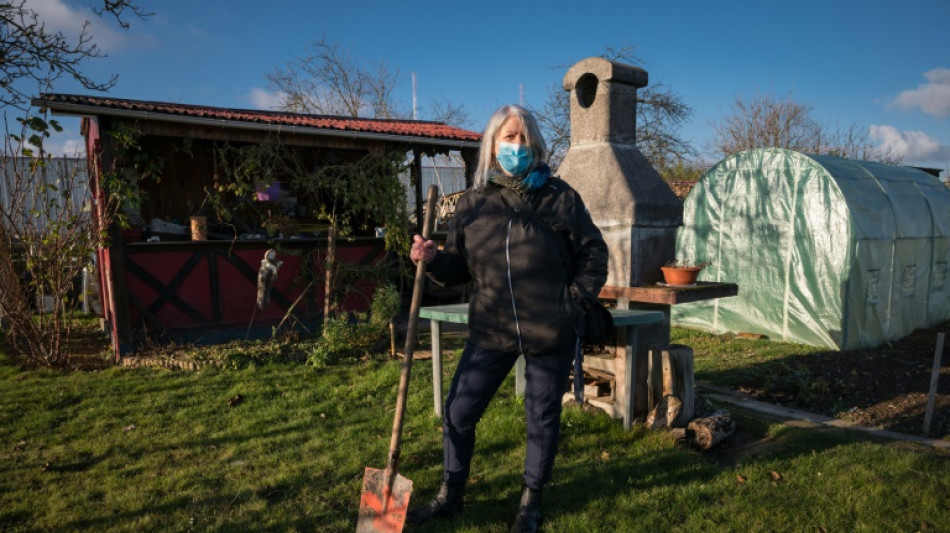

{"left": 412, "top": 72, "right": 418, "bottom": 120}
{"left": 923, "top": 332, "right": 945, "bottom": 436}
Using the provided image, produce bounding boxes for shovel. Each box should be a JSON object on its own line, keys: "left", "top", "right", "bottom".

{"left": 356, "top": 184, "right": 439, "bottom": 533}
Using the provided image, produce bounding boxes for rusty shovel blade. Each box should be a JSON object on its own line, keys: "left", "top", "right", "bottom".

{"left": 355, "top": 467, "right": 412, "bottom": 533}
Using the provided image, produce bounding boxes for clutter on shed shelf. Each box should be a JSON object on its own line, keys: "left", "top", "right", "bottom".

{"left": 254, "top": 181, "right": 284, "bottom": 202}
{"left": 148, "top": 218, "right": 188, "bottom": 235}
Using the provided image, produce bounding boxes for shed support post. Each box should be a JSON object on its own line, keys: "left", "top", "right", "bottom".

{"left": 97, "top": 122, "right": 133, "bottom": 360}
{"left": 461, "top": 149, "right": 477, "bottom": 190}
{"left": 412, "top": 150, "right": 423, "bottom": 233}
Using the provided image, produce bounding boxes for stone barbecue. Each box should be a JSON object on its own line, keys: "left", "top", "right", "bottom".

{"left": 558, "top": 57, "right": 737, "bottom": 419}
{"left": 558, "top": 57, "right": 682, "bottom": 286}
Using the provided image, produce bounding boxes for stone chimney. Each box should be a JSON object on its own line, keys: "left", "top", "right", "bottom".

{"left": 557, "top": 57, "right": 682, "bottom": 287}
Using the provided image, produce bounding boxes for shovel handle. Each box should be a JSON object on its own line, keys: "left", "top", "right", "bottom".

{"left": 386, "top": 184, "right": 439, "bottom": 472}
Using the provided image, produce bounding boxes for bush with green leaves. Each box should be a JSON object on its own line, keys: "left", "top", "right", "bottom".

{"left": 307, "top": 284, "right": 400, "bottom": 367}
{"left": 0, "top": 114, "right": 150, "bottom": 368}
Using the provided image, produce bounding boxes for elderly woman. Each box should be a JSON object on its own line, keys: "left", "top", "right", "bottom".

{"left": 408, "top": 104, "right": 608, "bottom": 532}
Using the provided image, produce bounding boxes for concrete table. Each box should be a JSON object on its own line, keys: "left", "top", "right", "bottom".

{"left": 418, "top": 303, "right": 665, "bottom": 430}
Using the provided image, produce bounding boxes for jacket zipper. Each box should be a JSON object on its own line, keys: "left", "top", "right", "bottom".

{"left": 505, "top": 218, "right": 524, "bottom": 354}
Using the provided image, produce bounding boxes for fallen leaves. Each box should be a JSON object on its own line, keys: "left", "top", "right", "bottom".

{"left": 732, "top": 471, "right": 784, "bottom": 485}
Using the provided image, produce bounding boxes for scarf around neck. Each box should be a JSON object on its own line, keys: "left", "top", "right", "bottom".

{"left": 488, "top": 163, "right": 551, "bottom": 194}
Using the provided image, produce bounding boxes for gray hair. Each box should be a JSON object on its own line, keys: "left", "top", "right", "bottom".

{"left": 473, "top": 104, "right": 548, "bottom": 189}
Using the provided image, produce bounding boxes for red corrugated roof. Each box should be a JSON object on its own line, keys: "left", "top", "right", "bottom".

{"left": 36, "top": 93, "right": 482, "bottom": 145}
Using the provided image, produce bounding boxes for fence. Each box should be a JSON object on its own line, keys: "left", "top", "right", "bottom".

{"left": 0, "top": 156, "right": 89, "bottom": 232}
{"left": 400, "top": 164, "right": 467, "bottom": 214}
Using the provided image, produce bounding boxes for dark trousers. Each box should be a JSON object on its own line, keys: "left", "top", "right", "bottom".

{"left": 442, "top": 341, "right": 574, "bottom": 490}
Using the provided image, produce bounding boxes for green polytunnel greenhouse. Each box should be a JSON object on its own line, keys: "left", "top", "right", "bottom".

{"left": 672, "top": 147, "right": 950, "bottom": 350}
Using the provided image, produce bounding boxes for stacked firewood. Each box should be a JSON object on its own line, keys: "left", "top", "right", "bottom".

{"left": 646, "top": 345, "right": 735, "bottom": 451}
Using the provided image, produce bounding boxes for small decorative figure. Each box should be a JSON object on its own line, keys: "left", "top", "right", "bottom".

{"left": 256, "top": 249, "right": 282, "bottom": 309}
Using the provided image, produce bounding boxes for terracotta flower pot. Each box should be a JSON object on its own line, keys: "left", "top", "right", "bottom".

{"left": 661, "top": 266, "right": 702, "bottom": 286}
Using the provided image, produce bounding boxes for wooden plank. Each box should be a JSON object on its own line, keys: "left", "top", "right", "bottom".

{"left": 608, "top": 308, "right": 665, "bottom": 326}
{"left": 208, "top": 250, "right": 221, "bottom": 325}
{"left": 599, "top": 282, "right": 738, "bottom": 305}
{"left": 147, "top": 250, "right": 206, "bottom": 316}
{"left": 923, "top": 332, "right": 945, "bottom": 436}
{"left": 418, "top": 303, "right": 664, "bottom": 327}
{"left": 123, "top": 257, "right": 210, "bottom": 325}
{"left": 419, "top": 303, "right": 468, "bottom": 323}
{"left": 127, "top": 292, "right": 167, "bottom": 333}
{"left": 582, "top": 367, "right": 616, "bottom": 382}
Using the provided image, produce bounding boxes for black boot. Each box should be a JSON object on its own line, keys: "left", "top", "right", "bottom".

{"left": 405, "top": 481, "right": 465, "bottom": 524}
{"left": 510, "top": 485, "right": 542, "bottom": 533}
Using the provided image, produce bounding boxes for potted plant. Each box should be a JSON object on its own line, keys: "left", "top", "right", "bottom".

{"left": 660, "top": 259, "right": 710, "bottom": 286}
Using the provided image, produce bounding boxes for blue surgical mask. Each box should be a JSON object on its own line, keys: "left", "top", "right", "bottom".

{"left": 496, "top": 142, "right": 533, "bottom": 176}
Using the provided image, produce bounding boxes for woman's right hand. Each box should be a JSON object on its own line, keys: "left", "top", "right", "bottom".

{"left": 410, "top": 234, "right": 437, "bottom": 263}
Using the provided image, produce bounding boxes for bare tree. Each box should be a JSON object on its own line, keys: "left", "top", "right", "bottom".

{"left": 534, "top": 45, "right": 695, "bottom": 171}
{"left": 265, "top": 38, "right": 408, "bottom": 119}
{"left": 818, "top": 122, "right": 904, "bottom": 165}
{"left": 711, "top": 92, "right": 903, "bottom": 164}
{"left": 535, "top": 82, "right": 570, "bottom": 166}
{"left": 0, "top": 0, "right": 151, "bottom": 109}
{"left": 425, "top": 96, "right": 471, "bottom": 129}
{"left": 265, "top": 38, "right": 474, "bottom": 128}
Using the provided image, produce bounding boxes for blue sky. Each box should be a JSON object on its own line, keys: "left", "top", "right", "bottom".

{"left": 33, "top": 0, "right": 950, "bottom": 173}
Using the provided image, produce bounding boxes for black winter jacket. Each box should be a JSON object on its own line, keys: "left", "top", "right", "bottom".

{"left": 427, "top": 178, "right": 608, "bottom": 356}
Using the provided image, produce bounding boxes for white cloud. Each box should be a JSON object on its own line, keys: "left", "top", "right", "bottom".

{"left": 247, "top": 88, "right": 286, "bottom": 110}
{"left": 16, "top": 119, "right": 86, "bottom": 157}
{"left": 24, "top": 134, "right": 84, "bottom": 158}
{"left": 30, "top": 0, "right": 142, "bottom": 52}
{"left": 44, "top": 138, "right": 85, "bottom": 158}
{"left": 892, "top": 68, "right": 950, "bottom": 118}
{"left": 870, "top": 125, "right": 950, "bottom": 163}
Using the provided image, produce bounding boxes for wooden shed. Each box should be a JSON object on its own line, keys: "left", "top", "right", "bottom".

{"left": 33, "top": 94, "right": 481, "bottom": 357}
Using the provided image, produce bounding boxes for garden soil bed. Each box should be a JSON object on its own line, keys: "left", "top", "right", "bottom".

{"left": 731, "top": 323, "right": 950, "bottom": 440}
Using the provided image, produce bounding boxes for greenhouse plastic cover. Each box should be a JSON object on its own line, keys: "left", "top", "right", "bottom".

{"left": 672, "top": 148, "right": 950, "bottom": 350}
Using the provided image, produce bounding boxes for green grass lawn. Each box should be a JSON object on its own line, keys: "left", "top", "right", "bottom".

{"left": 1, "top": 329, "right": 949, "bottom": 532}
{"left": 672, "top": 326, "right": 828, "bottom": 389}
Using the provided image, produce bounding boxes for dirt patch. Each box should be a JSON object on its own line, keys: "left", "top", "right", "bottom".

{"left": 732, "top": 324, "right": 950, "bottom": 440}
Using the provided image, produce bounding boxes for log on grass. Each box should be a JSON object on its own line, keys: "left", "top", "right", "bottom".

{"left": 646, "top": 395, "right": 683, "bottom": 430}
{"left": 688, "top": 409, "right": 736, "bottom": 451}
